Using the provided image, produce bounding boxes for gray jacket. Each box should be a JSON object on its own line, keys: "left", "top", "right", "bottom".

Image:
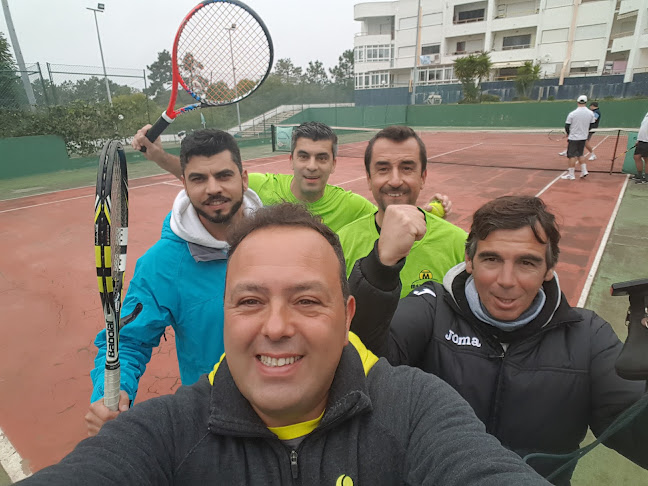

{"left": 20, "top": 344, "right": 549, "bottom": 485}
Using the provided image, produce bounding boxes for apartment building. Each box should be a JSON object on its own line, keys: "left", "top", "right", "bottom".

{"left": 353, "top": 0, "right": 648, "bottom": 91}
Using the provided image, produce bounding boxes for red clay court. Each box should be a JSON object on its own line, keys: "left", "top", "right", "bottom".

{"left": 0, "top": 130, "right": 632, "bottom": 475}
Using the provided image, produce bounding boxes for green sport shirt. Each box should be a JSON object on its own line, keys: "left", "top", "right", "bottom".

{"left": 248, "top": 173, "right": 377, "bottom": 232}
{"left": 338, "top": 209, "right": 467, "bottom": 299}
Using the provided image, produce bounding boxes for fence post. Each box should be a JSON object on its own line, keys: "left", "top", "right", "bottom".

{"left": 36, "top": 62, "right": 50, "bottom": 108}
{"left": 46, "top": 62, "right": 59, "bottom": 105}
{"left": 142, "top": 69, "right": 151, "bottom": 124}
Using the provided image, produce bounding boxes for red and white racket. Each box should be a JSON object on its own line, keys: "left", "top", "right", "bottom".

{"left": 144, "top": 0, "right": 273, "bottom": 147}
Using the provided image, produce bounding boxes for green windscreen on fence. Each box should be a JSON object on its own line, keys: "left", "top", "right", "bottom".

{"left": 0, "top": 135, "right": 73, "bottom": 179}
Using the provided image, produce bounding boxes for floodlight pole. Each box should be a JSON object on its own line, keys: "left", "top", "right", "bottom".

{"left": 2, "top": 0, "right": 37, "bottom": 110}
{"left": 87, "top": 4, "right": 112, "bottom": 106}
{"left": 226, "top": 24, "right": 242, "bottom": 133}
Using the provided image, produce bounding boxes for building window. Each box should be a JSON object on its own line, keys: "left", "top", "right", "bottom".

{"left": 359, "top": 44, "right": 392, "bottom": 62}
{"left": 417, "top": 66, "right": 457, "bottom": 85}
{"left": 355, "top": 71, "right": 392, "bottom": 89}
{"left": 502, "top": 34, "right": 532, "bottom": 50}
{"left": 421, "top": 44, "right": 440, "bottom": 56}
{"left": 455, "top": 9, "right": 485, "bottom": 24}
{"left": 456, "top": 41, "right": 466, "bottom": 54}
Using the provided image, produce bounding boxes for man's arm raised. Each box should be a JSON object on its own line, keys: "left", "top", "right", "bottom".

{"left": 132, "top": 125, "right": 183, "bottom": 180}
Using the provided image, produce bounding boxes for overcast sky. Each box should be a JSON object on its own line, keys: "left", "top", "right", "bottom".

{"left": 1, "top": 0, "right": 361, "bottom": 74}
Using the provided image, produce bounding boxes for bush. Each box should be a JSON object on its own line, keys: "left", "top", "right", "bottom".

{"left": 481, "top": 94, "right": 500, "bottom": 102}
{"left": 512, "top": 96, "right": 532, "bottom": 101}
{"left": 548, "top": 95, "right": 555, "bottom": 101}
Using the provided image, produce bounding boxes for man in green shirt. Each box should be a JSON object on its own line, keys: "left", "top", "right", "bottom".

{"left": 337, "top": 126, "right": 466, "bottom": 298}
{"left": 132, "top": 122, "right": 451, "bottom": 232}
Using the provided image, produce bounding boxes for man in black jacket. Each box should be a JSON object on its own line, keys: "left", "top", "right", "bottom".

{"left": 349, "top": 195, "right": 648, "bottom": 485}
{"left": 17, "top": 203, "right": 549, "bottom": 486}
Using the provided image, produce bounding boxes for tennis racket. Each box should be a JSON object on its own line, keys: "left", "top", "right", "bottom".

{"left": 142, "top": 0, "right": 274, "bottom": 149}
{"left": 548, "top": 130, "right": 566, "bottom": 142}
{"left": 94, "top": 140, "right": 129, "bottom": 411}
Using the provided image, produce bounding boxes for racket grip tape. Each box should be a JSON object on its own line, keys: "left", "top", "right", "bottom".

{"left": 104, "top": 366, "right": 121, "bottom": 412}
{"left": 141, "top": 113, "right": 173, "bottom": 153}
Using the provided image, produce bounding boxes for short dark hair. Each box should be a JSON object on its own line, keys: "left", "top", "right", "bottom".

{"left": 291, "top": 122, "right": 338, "bottom": 158}
{"left": 466, "top": 196, "right": 560, "bottom": 269}
{"left": 179, "top": 129, "right": 242, "bottom": 174}
{"left": 227, "top": 203, "right": 350, "bottom": 300}
{"left": 364, "top": 126, "right": 427, "bottom": 174}
{"left": 590, "top": 101, "right": 599, "bottom": 108}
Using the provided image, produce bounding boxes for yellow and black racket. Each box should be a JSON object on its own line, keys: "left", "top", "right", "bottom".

{"left": 94, "top": 140, "right": 128, "bottom": 411}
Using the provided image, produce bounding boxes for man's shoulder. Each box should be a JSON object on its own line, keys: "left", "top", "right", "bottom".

{"left": 337, "top": 212, "right": 376, "bottom": 237}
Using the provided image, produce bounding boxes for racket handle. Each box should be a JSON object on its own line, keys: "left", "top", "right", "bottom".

{"left": 141, "top": 113, "right": 173, "bottom": 153}
{"left": 104, "top": 365, "right": 121, "bottom": 412}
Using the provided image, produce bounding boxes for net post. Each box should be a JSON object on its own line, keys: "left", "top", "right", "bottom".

{"left": 271, "top": 124, "right": 276, "bottom": 152}
{"left": 609, "top": 129, "right": 621, "bottom": 174}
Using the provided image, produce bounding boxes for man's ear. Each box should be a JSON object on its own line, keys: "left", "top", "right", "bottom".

{"left": 241, "top": 169, "right": 249, "bottom": 192}
{"left": 344, "top": 295, "right": 356, "bottom": 345}
{"left": 465, "top": 252, "right": 473, "bottom": 274}
{"left": 420, "top": 168, "right": 427, "bottom": 188}
{"left": 544, "top": 266, "right": 555, "bottom": 282}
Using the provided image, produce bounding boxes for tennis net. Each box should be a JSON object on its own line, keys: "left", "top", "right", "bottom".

{"left": 271, "top": 124, "right": 637, "bottom": 174}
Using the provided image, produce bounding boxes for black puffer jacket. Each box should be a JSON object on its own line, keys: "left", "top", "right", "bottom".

{"left": 349, "top": 247, "right": 648, "bottom": 485}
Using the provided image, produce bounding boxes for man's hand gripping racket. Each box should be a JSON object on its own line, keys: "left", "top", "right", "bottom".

{"left": 142, "top": 0, "right": 274, "bottom": 149}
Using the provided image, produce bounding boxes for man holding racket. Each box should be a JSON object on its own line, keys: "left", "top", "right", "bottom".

{"left": 21, "top": 204, "right": 550, "bottom": 486}
{"left": 86, "top": 129, "right": 263, "bottom": 435}
{"left": 560, "top": 95, "right": 595, "bottom": 180}
{"left": 133, "top": 121, "right": 452, "bottom": 232}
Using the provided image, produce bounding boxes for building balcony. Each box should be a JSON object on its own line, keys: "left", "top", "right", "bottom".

{"left": 489, "top": 48, "right": 536, "bottom": 64}
{"left": 610, "top": 34, "right": 636, "bottom": 53}
{"left": 354, "top": 33, "right": 393, "bottom": 46}
{"left": 354, "top": 1, "right": 395, "bottom": 20}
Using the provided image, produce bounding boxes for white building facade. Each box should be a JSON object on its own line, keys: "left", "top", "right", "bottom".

{"left": 353, "top": 0, "right": 648, "bottom": 91}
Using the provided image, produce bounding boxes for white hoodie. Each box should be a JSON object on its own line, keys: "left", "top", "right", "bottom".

{"left": 169, "top": 188, "right": 263, "bottom": 249}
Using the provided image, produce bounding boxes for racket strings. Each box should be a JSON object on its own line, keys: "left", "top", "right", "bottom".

{"left": 177, "top": 2, "right": 271, "bottom": 105}
{"left": 109, "top": 156, "right": 125, "bottom": 281}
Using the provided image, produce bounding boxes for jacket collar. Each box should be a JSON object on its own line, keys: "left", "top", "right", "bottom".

{"left": 207, "top": 345, "right": 373, "bottom": 439}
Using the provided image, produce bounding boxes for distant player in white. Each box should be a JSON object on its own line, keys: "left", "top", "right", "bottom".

{"left": 561, "top": 95, "right": 596, "bottom": 180}
{"left": 632, "top": 111, "right": 648, "bottom": 184}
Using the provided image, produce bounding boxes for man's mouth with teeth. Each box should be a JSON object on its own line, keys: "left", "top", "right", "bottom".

{"left": 204, "top": 197, "right": 229, "bottom": 206}
{"left": 258, "top": 355, "right": 303, "bottom": 367}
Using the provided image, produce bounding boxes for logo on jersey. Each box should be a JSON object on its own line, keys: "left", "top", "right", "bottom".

{"left": 335, "top": 474, "right": 354, "bottom": 486}
{"left": 445, "top": 329, "right": 481, "bottom": 348}
{"left": 410, "top": 268, "right": 435, "bottom": 290}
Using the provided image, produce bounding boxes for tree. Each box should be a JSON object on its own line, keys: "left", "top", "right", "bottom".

{"left": 144, "top": 49, "right": 172, "bottom": 101}
{"left": 329, "top": 49, "right": 354, "bottom": 87}
{"left": 304, "top": 60, "right": 329, "bottom": 85}
{"left": 0, "top": 32, "right": 23, "bottom": 109}
{"left": 514, "top": 61, "right": 541, "bottom": 99}
{"left": 453, "top": 52, "right": 492, "bottom": 103}
{"left": 274, "top": 58, "right": 302, "bottom": 84}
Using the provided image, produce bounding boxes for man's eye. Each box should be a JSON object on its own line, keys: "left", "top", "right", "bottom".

{"left": 297, "top": 298, "right": 319, "bottom": 306}
{"left": 238, "top": 298, "right": 260, "bottom": 306}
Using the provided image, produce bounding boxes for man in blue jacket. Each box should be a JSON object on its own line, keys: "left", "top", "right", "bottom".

{"left": 85, "top": 129, "right": 263, "bottom": 435}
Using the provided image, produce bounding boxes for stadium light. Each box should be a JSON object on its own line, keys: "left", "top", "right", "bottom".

{"left": 87, "top": 3, "right": 112, "bottom": 106}
{"left": 225, "top": 23, "right": 242, "bottom": 133}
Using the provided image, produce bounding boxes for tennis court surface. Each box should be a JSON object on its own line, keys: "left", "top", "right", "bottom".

{"left": 0, "top": 130, "right": 644, "bottom": 482}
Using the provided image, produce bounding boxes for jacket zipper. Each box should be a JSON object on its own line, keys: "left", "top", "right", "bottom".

{"left": 290, "top": 449, "right": 299, "bottom": 479}
{"left": 487, "top": 348, "right": 506, "bottom": 435}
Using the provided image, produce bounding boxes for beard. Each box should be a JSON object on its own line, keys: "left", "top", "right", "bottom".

{"left": 194, "top": 195, "right": 244, "bottom": 224}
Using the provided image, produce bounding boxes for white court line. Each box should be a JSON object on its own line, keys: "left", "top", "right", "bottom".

{"left": 337, "top": 176, "right": 365, "bottom": 186}
{"left": 0, "top": 427, "right": 30, "bottom": 481}
{"left": 0, "top": 180, "right": 173, "bottom": 214}
{"left": 427, "top": 143, "right": 483, "bottom": 159}
{"left": 577, "top": 175, "right": 629, "bottom": 307}
{"left": 535, "top": 173, "right": 567, "bottom": 198}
